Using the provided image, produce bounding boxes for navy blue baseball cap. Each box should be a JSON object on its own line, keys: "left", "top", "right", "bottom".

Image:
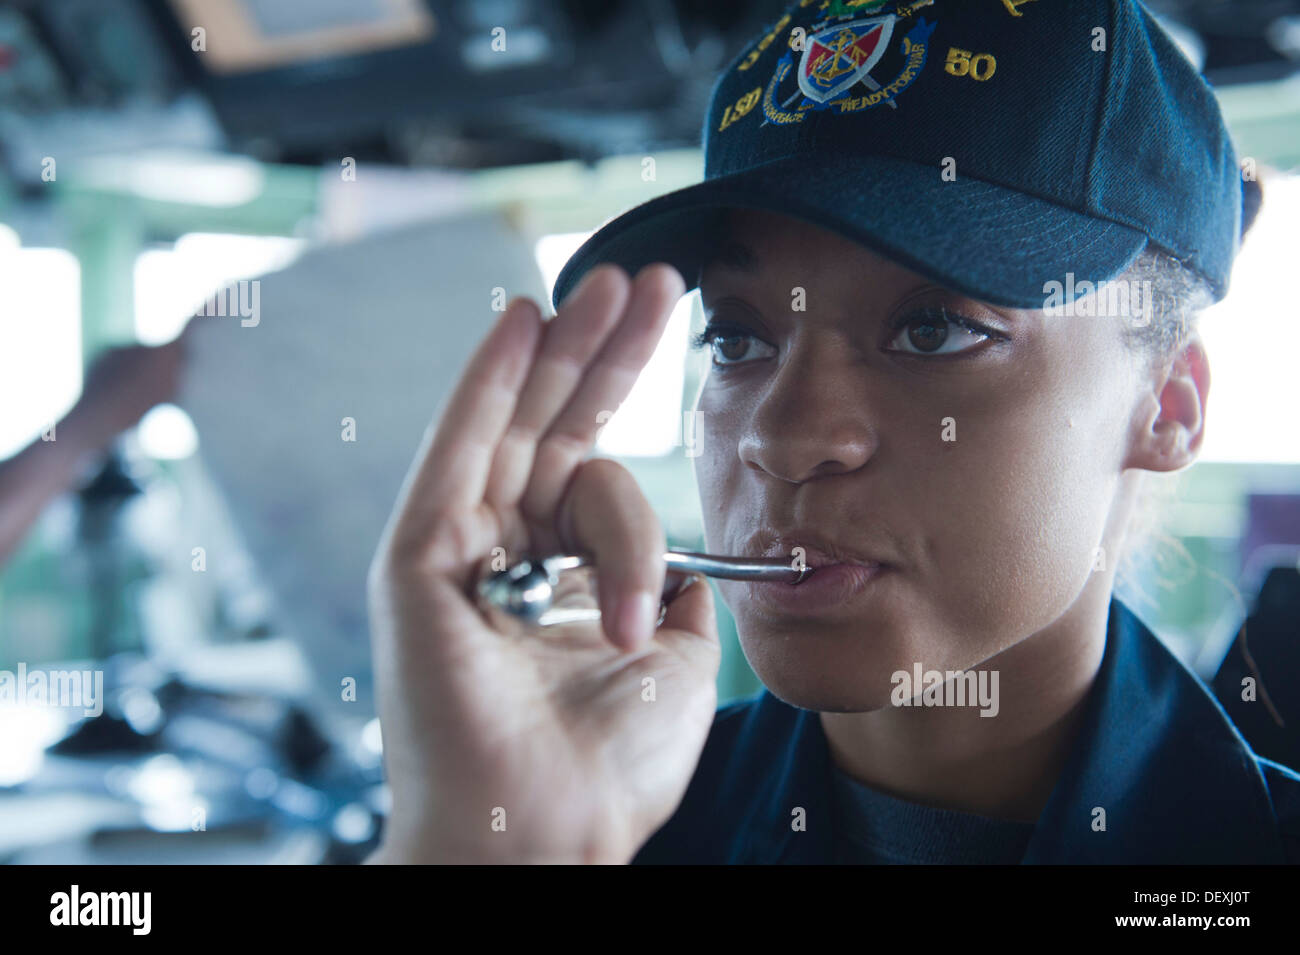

{"left": 551, "top": 0, "right": 1244, "bottom": 312}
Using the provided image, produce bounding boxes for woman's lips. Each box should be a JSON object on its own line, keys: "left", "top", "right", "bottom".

{"left": 745, "top": 559, "right": 890, "bottom": 615}
{"left": 733, "top": 536, "right": 892, "bottom": 615}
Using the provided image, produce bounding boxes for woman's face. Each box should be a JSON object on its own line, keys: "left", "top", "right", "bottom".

{"left": 692, "top": 207, "right": 1152, "bottom": 711}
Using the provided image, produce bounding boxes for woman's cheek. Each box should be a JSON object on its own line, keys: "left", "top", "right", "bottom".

{"left": 917, "top": 422, "right": 1114, "bottom": 656}
{"left": 691, "top": 396, "right": 734, "bottom": 548}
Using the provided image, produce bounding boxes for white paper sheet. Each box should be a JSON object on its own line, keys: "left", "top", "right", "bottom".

{"left": 177, "top": 210, "right": 549, "bottom": 714}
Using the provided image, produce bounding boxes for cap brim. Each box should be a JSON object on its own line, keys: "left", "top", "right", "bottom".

{"left": 552, "top": 151, "right": 1148, "bottom": 312}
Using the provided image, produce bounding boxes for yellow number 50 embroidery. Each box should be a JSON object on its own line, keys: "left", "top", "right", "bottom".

{"left": 944, "top": 47, "right": 997, "bottom": 81}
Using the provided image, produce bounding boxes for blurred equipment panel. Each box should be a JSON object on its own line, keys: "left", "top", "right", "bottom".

{"left": 140, "top": 0, "right": 791, "bottom": 167}
{"left": 164, "top": 0, "right": 437, "bottom": 74}
{"left": 32, "top": 0, "right": 182, "bottom": 104}
{"left": 5, "top": 1, "right": 1298, "bottom": 174}
{"left": 0, "top": 8, "right": 69, "bottom": 112}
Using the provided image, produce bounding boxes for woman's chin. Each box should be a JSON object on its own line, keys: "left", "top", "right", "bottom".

{"left": 741, "top": 642, "right": 920, "bottom": 714}
{"left": 759, "top": 678, "right": 899, "bottom": 714}
{"left": 735, "top": 618, "right": 979, "bottom": 713}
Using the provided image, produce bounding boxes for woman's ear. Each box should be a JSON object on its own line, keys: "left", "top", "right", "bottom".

{"left": 1124, "top": 333, "right": 1211, "bottom": 473}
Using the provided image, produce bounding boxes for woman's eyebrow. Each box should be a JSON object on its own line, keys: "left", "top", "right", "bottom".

{"left": 698, "top": 237, "right": 759, "bottom": 281}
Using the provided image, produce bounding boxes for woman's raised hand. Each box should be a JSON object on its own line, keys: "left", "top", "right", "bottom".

{"left": 366, "top": 264, "right": 721, "bottom": 864}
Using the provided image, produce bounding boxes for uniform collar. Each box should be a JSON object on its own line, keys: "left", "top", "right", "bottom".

{"left": 740, "top": 597, "right": 1285, "bottom": 864}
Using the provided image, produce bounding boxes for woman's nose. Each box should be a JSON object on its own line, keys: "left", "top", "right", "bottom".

{"left": 736, "top": 358, "right": 877, "bottom": 484}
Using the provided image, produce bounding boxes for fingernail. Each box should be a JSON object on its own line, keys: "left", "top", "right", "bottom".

{"left": 504, "top": 297, "right": 539, "bottom": 323}
{"left": 560, "top": 268, "right": 601, "bottom": 309}
{"left": 618, "top": 591, "right": 659, "bottom": 650}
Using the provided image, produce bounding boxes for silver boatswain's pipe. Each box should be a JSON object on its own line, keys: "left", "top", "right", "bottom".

{"left": 476, "top": 548, "right": 815, "bottom": 628}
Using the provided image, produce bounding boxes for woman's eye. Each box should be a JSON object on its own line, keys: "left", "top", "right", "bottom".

{"left": 692, "top": 326, "right": 777, "bottom": 367}
{"left": 886, "top": 308, "right": 997, "bottom": 356}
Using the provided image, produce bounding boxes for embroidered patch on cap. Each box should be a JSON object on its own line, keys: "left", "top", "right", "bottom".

{"left": 758, "top": 0, "right": 938, "bottom": 125}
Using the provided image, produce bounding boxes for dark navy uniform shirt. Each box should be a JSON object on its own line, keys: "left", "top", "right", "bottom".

{"left": 633, "top": 597, "right": 1300, "bottom": 864}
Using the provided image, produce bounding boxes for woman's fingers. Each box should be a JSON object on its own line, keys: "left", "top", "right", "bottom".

{"left": 383, "top": 297, "right": 544, "bottom": 551}
{"left": 556, "top": 458, "right": 667, "bottom": 651}
{"left": 378, "top": 261, "right": 682, "bottom": 617}
{"left": 521, "top": 263, "right": 686, "bottom": 535}
{"left": 483, "top": 266, "right": 632, "bottom": 513}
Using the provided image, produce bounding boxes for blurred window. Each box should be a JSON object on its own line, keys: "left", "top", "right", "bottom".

{"left": 0, "top": 225, "right": 82, "bottom": 458}
{"left": 534, "top": 231, "right": 694, "bottom": 459}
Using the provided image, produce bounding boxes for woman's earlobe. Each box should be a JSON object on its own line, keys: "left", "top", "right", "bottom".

{"left": 1127, "top": 338, "right": 1210, "bottom": 473}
